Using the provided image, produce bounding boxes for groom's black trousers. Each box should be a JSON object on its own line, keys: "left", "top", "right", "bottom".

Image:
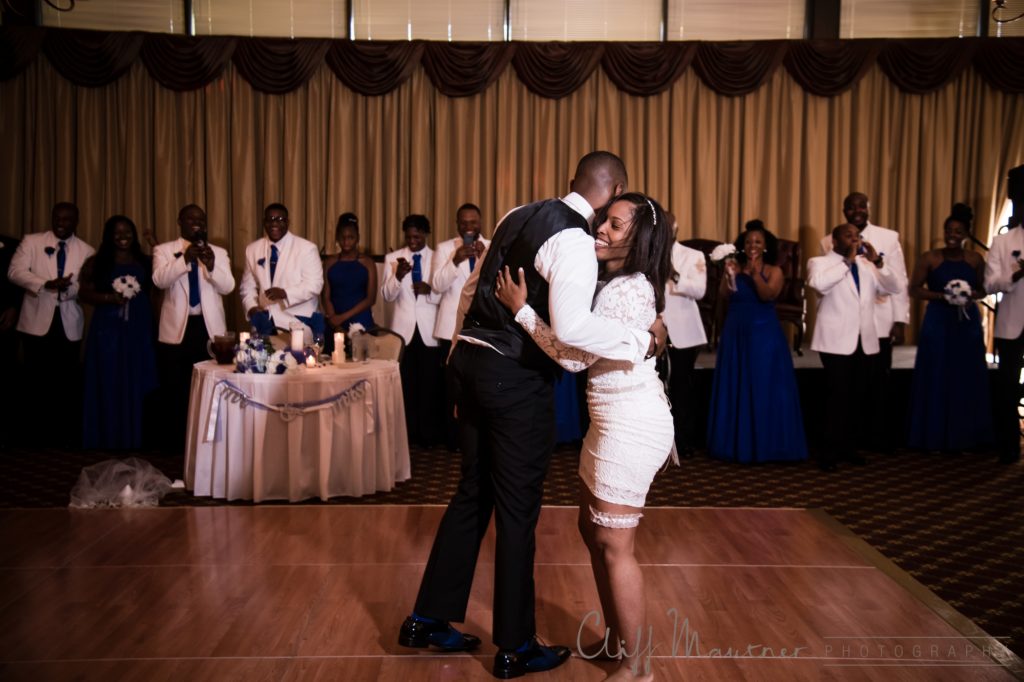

{"left": 414, "top": 342, "right": 556, "bottom": 649}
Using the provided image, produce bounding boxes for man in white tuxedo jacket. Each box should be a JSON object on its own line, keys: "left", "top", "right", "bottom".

{"left": 239, "top": 203, "right": 324, "bottom": 341}
{"left": 152, "top": 204, "right": 236, "bottom": 450}
{"left": 809, "top": 223, "right": 902, "bottom": 471}
{"left": 663, "top": 238, "right": 707, "bottom": 455}
{"left": 819, "top": 192, "right": 909, "bottom": 452}
{"left": 985, "top": 217, "right": 1024, "bottom": 464}
{"left": 431, "top": 203, "right": 490, "bottom": 449}
{"left": 382, "top": 214, "right": 443, "bottom": 446}
{"left": 7, "top": 202, "right": 95, "bottom": 444}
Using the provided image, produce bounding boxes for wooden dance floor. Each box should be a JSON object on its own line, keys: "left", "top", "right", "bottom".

{"left": 0, "top": 505, "right": 1019, "bottom": 680}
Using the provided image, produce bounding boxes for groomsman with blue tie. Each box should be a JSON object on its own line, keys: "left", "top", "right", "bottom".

{"left": 152, "top": 204, "right": 236, "bottom": 451}
{"left": 383, "top": 214, "right": 443, "bottom": 447}
{"left": 8, "top": 202, "right": 95, "bottom": 445}
{"left": 432, "top": 203, "right": 490, "bottom": 450}
{"left": 808, "top": 223, "right": 903, "bottom": 471}
{"left": 239, "top": 203, "right": 324, "bottom": 341}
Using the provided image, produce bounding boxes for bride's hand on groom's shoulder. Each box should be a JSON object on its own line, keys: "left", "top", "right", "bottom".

{"left": 495, "top": 266, "right": 527, "bottom": 314}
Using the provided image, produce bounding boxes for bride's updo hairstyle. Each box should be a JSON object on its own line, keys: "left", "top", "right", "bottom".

{"left": 603, "top": 192, "right": 673, "bottom": 313}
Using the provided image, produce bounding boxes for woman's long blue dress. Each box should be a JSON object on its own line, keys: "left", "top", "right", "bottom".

{"left": 707, "top": 273, "right": 808, "bottom": 462}
{"left": 908, "top": 259, "right": 993, "bottom": 451}
{"left": 82, "top": 262, "right": 158, "bottom": 450}
{"left": 327, "top": 258, "right": 375, "bottom": 331}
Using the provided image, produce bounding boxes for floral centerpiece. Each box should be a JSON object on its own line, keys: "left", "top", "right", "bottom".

{"left": 112, "top": 274, "right": 141, "bottom": 320}
{"left": 235, "top": 337, "right": 300, "bottom": 374}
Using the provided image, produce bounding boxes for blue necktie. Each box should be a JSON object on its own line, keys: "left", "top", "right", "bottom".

{"left": 412, "top": 253, "right": 422, "bottom": 284}
{"left": 188, "top": 262, "right": 201, "bottom": 307}
{"left": 850, "top": 261, "right": 860, "bottom": 293}
{"left": 56, "top": 241, "right": 66, "bottom": 278}
{"left": 269, "top": 244, "right": 279, "bottom": 284}
{"left": 468, "top": 255, "right": 476, "bottom": 272}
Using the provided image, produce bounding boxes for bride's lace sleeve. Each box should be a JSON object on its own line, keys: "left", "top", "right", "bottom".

{"left": 514, "top": 305, "right": 597, "bottom": 373}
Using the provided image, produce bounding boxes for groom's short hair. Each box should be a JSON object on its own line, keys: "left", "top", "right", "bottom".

{"left": 573, "top": 151, "right": 628, "bottom": 191}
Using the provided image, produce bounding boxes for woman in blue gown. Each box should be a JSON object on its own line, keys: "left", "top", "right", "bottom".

{"left": 908, "top": 203, "right": 993, "bottom": 451}
{"left": 707, "top": 220, "right": 808, "bottom": 463}
{"left": 80, "top": 215, "right": 158, "bottom": 450}
{"left": 323, "top": 213, "right": 377, "bottom": 343}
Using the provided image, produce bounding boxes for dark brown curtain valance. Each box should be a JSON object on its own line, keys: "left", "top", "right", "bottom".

{"left": 326, "top": 41, "right": 423, "bottom": 96}
{"left": 141, "top": 35, "right": 235, "bottom": 91}
{"left": 2, "top": 27, "right": 1023, "bottom": 98}
{"left": 422, "top": 42, "right": 513, "bottom": 97}
{"left": 43, "top": 28, "right": 142, "bottom": 87}
{"left": 783, "top": 40, "right": 880, "bottom": 97}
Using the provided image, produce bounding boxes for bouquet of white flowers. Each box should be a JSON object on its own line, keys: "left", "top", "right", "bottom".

{"left": 710, "top": 243, "right": 737, "bottom": 264}
{"left": 943, "top": 278, "right": 972, "bottom": 320}
{"left": 112, "top": 274, "right": 141, "bottom": 320}
{"left": 943, "top": 279, "right": 971, "bottom": 306}
{"left": 266, "top": 350, "right": 300, "bottom": 375}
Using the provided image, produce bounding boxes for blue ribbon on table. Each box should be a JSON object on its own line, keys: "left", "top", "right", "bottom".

{"left": 205, "top": 377, "right": 371, "bottom": 442}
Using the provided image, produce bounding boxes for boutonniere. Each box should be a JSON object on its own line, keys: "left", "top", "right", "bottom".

{"left": 257, "top": 257, "right": 266, "bottom": 267}
{"left": 174, "top": 251, "right": 183, "bottom": 259}
{"left": 44, "top": 246, "right": 55, "bottom": 256}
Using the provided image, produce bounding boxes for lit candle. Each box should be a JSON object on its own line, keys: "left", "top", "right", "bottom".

{"left": 290, "top": 328, "right": 304, "bottom": 352}
{"left": 333, "top": 350, "right": 345, "bottom": 365}
{"left": 305, "top": 354, "right": 316, "bottom": 368}
{"left": 238, "top": 332, "right": 250, "bottom": 345}
{"left": 334, "top": 331, "right": 344, "bottom": 351}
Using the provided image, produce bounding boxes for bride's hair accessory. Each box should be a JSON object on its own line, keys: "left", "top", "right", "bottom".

{"left": 645, "top": 198, "right": 657, "bottom": 225}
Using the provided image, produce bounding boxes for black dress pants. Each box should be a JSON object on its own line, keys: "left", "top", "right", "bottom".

{"left": 414, "top": 343, "right": 556, "bottom": 649}
{"left": 666, "top": 345, "right": 700, "bottom": 451}
{"left": 864, "top": 337, "right": 895, "bottom": 451}
{"left": 157, "top": 315, "right": 209, "bottom": 452}
{"left": 819, "top": 343, "right": 868, "bottom": 466}
{"left": 21, "top": 311, "right": 82, "bottom": 447}
{"left": 995, "top": 332, "right": 1024, "bottom": 460}
{"left": 400, "top": 327, "right": 445, "bottom": 447}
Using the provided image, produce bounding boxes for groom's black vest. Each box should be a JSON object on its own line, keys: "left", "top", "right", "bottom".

{"left": 460, "top": 199, "right": 589, "bottom": 374}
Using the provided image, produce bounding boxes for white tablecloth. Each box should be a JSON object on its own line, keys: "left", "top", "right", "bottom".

{"left": 184, "top": 360, "right": 410, "bottom": 502}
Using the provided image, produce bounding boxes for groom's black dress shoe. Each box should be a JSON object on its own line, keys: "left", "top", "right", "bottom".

{"left": 493, "top": 638, "right": 571, "bottom": 679}
{"left": 398, "top": 616, "right": 481, "bottom": 652}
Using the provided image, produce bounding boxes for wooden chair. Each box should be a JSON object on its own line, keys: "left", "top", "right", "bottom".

{"left": 774, "top": 238, "right": 806, "bottom": 355}
{"left": 366, "top": 327, "right": 405, "bottom": 362}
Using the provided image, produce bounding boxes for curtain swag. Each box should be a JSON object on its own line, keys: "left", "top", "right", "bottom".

{"left": 2, "top": 27, "right": 1023, "bottom": 98}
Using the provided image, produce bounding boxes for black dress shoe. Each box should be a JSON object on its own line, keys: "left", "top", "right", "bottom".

{"left": 493, "top": 639, "right": 571, "bottom": 679}
{"left": 398, "top": 616, "right": 481, "bottom": 652}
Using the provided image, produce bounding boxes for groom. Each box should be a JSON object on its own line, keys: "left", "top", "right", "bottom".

{"left": 398, "top": 151, "right": 666, "bottom": 678}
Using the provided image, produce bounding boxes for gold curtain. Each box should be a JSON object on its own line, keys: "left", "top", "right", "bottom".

{"left": 2, "top": 56, "right": 1022, "bottom": 336}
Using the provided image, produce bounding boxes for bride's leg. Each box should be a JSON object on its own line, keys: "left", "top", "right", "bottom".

{"left": 578, "top": 482, "right": 621, "bottom": 660}
{"left": 584, "top": 490, "right": 652, "bottom": 680}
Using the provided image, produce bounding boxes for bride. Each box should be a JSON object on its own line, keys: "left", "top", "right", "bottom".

{"left": 495, "top": 192, "right": 674, "bottom": 681}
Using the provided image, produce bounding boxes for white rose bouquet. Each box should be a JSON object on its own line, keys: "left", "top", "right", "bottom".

{"left": 112, "top": 275, "right": 141, "bottom": 320}
{"left": 943, "top": 278, "right": 972, "bottom": 320}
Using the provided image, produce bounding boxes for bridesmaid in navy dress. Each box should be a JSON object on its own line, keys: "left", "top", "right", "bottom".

{"left": 323, "top": 212, "right": 377, "bottom": 338}
{"left": 707, "top": 220, "right": 808, "bottom": 463}
{"left": 80, "top": 215, "right": 158, "bottom": 449}
{"left": 908, "top": 203, "right": 993, "bottom": 451}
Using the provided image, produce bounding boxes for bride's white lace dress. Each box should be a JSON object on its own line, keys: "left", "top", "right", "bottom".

{"left": 514, "top": 272, "right": 675, "bottom": 507}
